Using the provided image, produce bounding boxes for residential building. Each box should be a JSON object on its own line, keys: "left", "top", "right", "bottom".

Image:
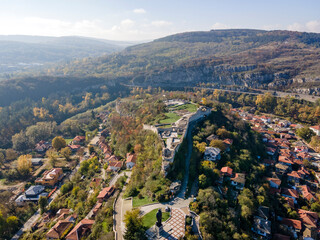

{"left": 65, "top": 219, "right": 95, "bottom": 240}
{"left": 231, "top": 173, "right": 246, "bottom": 190}
{"left": 72, "top": 136, "right": 85, "bottom": 145}
{"left": 251, "top": 216, "right": 271, "bottom": 238}
{"left": 266, "top": 178, "right": 281, "bottom": 189}
{"left": 35, "top": 168, "right": 63, "bottom": 186}
{"left": 281, "top": 218, "right": 302, "bottom": 238}
{"left": 204, "top": 147, "right": 221, "bottom": 161}
{"left": 281, "top": 188, "right": 299, "bottom": 204}
{"left": 220, "top": 167, "right": 233, "bottom": 177}
{"left": 46, "top": 215, "right": 76, "bottom": 240}
{"left": 97, "top": 186, "right": 115, "bottom": 203}
{"left": 126, "top": 153, "right": 136, "bottom": 169}
{"left": 310, "top": 125, "right": 320, "bottom": 136}
{"left": 107, "top": 160, "right": 123, "bottom": 172}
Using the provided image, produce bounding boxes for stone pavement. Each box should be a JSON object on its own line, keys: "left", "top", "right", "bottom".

{"left": 146, "top": 208, "right": 186, "bottom": 240}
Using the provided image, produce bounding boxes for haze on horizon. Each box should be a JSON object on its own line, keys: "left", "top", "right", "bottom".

{"left": 1, "top": 0, "right": 320, "bottom": 41}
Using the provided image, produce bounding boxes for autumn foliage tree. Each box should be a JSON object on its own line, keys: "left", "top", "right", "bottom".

{"left": 52, "top": 136, "right": 66, "bottom": 150}
{"left": 17, "top": 154, "right": 32, "bottom": 177}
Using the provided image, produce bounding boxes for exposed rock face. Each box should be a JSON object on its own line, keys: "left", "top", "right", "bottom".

{"left": 132, "top": 64, "right": 277, "bottom": 88}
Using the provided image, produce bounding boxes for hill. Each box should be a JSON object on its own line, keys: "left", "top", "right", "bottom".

{"left": 0, "top": 35, "right": 134, "bottom": 76}
{"left": 47, "top": 29, "right": 320, "bottom": 94}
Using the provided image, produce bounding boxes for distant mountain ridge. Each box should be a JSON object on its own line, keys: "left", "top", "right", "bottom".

{"left": 0, "top": 35, "right": 137, "bottom": 75}
{"left": 45, "top": 29, "right": 320, "bottom": 94}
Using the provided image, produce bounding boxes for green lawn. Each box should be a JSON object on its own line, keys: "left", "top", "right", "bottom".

{"left": 65, "top": 138, "right": 73, "bottom": 145}
{"left": 142, "top": 209, "right": 170, "bottom": 229}
{"left": 159, "top": 112, "right": 181, "bottom": 124}
{"left": 172, "top": 103, "right": 198, "bottom": 113}
{"left": 132, "top": 196, "right": 157, "bottom": 208}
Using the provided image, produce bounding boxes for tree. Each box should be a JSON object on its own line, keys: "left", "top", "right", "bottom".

{"left": 209, "top": 139, "right": 227, "bottom": 151}
{"left": 255, "top": 93, "right": 276, "bottom": 113}
{"left": 195, "top": 141, "right": 207, "bottom": 153}
{"left": 39, "top": 196, "right": 48, "bottom": 214}
{"left": 124, "top": 209, "right": 146, "bottom": 240}
{"left": 0, "top": 152, "right": 4, "bottom": 167}
{"left": 310, "top": 136, "right": 320, "bottom": 152}
{"left": 6, "top": 216, "right": 18, "bottom": 236}
{"left": 5, "top": 149, "right": 17, "bottom": 161}
{"left": 52, "top": 136, "right": 66, "bottom": 150}
{"left": 61, "top": 147, "right": 72, "bottom": 161}
{"left": 17, "top": 154, "right": 32, "bottom": 177}
{"left": 296, "top": 127, "right": 315, "bottom": 142}
{"left": 88, "top": 145, "right": 95, "bottom": 155}
{"left": 46, "top": 148, "right": 58, "bottom": 167}
{"left": 12, "top": 131, "right": 30, "bottom": 151}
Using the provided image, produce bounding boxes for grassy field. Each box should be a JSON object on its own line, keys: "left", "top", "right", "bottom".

{"left": 172, "top": 103, "right": 198, "bottom": 113}
{"left": 159, "top": 112, "right": 181, "bottom": 124}
{"left": 142, "top": 209, "right": 170, "bottom": 229}
{"left": 132, "top": 196, "right": 157, "bottom": 208}
{"left": 65, "top": 138, "right": 73, "bottom": 145}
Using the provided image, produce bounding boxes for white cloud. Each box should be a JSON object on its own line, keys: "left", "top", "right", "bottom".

{"left": 120, "top": 19, "right": 135, "bottom": 28}
{"left": 0, "top": 16, "right": 177, "bottom": 41}
{"left": 133, "top": 8, "right": 146, "bottom": 14}
{"left": 211, "top": 22, "right": 230, "bottom": 29}
{"left": 287, "top": 20, "right": 320, "bottom": 33}
{"left": 151, "top": 20, "right": 172, "bottom": 27}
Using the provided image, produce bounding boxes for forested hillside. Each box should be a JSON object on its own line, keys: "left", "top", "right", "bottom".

{"left": 46, "top": 29, "right": 320, "bottom": 93}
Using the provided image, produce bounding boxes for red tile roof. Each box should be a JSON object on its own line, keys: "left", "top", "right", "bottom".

{"left": 126, "top": 153, "right": 136, "bottom": 164}
{"left": 221, "top": 166, "right": 233, "bottom": 176}
{"left": 281, "top": 218, "right": 302, "bottom": 230}
{"left": 97, "top": 186, "right": 114, "bottom": 200}
{"left": 66, "top": 219, "right": 94, "bottom": 240}
{"left": 282, "top": 188, "right": 299, "bottom": 199}
{"left": 310, "top": 125, "right": 320, "bottom": 130}
{"left": 267, "top": 177, "right": 281, "bottom": 186}
{"left": 298, "top": 209, "right": 318, "bottom": 228}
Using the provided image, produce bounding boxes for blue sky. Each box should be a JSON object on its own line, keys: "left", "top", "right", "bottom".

{"left": 0, "top": 0, "right": 319, "bottom": 41}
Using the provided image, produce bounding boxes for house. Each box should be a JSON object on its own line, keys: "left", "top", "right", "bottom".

{"left": 231, "top": 173, "right": 246, "bottom": 190}
{"left": 90, "top": 178, "right": 102, "bottom": 188}
{"left": 287, "top": 171, "right": 301, "bottom": 184}
{"left": 31, "top": 158, "right": 43, "bottom": 166}
{"left": 266, "top": 178, "right": 281, "bottom": 189}
{"left": 15, "top": 185, "right": 48, "bottom": 204}
{"left": 251, "top": 216, "right": 271, "bottom": 238}
{"left": 223, "top": 139, "right": 233, "bottom": 151}
{"left": 107, "top": 160, "right": 123, "bottom": 172}
{"left": 46, "top": 215, "right": 76, "bottom": 240}
{"left": 299, "top": 185, "right": 315, "bottom": 202}
{"left": 281, "top": 218, "right": 302, "bottom": 238}
{"left": 310, "top": 125, "right": 320, "bottom": 136}
{"left": 206, "top": 134, "right": 219, "bottom": 144}
{"left": 35, "top": 168, "right": 63, "bottom": 186}
{"left": 221, "top": 167, "right": 233, "bottom": 177}
{"left": 257, "top": 206, "right": 270, "bottom": 220}
{"left": 68, "top": 145, "right": 81, "bottom": 153}
{"left": 266, "top": 147, "right": 277, "bottom": 156}
{"left": 65, "top": 219, "right": 95, "bottom": 240}
{"left": 298, "top": 209, "right": 318, "bottom": 229}
{"left": 35, "top": 140, "right": 51, "bottom": 154}
{"left": 204, "top": 147, "right": 221, "bottom": 161}
{"left": 92, "top": 202, "right": 102, "bottom": 217}
{"left": 275, "top": 163, "right": 289, "bottom": 174}
{"left": 281, "top": 188, "right": 299, "bottom": 204}
{"left": 97, "top": 186, "right": 115, "bottom": 203}
{"left": 72, "top": 136, "right": 85, "bottom": 145}
{"left": 126, "top": 153, "right": 136, "bottom": 169}
{"left": 294, "top": 146, "right": 309, "bottom": 153}
{"left": 260, "top": 116, "right": 271, "bottom": 123}
{"left": 278, "top": 156, "right": 293, "bottom": 166}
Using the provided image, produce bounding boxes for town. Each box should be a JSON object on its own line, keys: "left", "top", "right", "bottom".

{"left": 0, "top": 89, "right": 320, "bottom": 240}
